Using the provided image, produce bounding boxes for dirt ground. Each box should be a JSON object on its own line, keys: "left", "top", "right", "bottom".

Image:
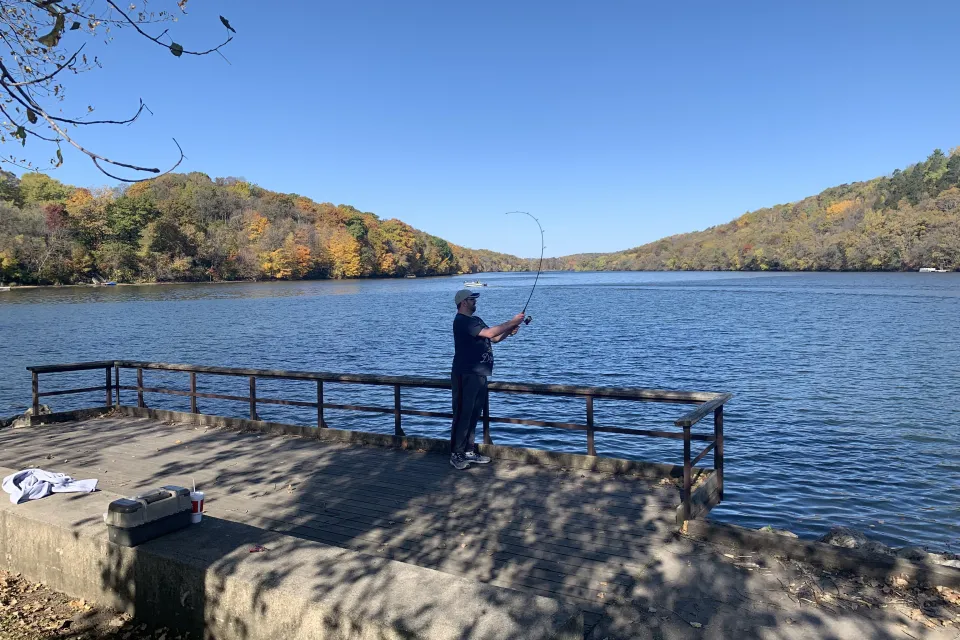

{"left": 0, "top": 571, "right": 188, "bottom": 640}
{"left": 588, "top": 533, "right": 960, "bottom": 640}
{"left": 3, "top": 563, "right": 958, "bottom": 640}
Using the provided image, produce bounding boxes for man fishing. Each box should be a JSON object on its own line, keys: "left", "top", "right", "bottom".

{"left": 450, "top": 289, "right": 525, "bottom": 470}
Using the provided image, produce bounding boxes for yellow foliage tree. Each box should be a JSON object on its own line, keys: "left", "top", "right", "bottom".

{"left": 328, "top": 229, "right": 361, "bottom": 279}
{"left": 280, "top": 233, "right": 314, "bottom": 278}
{"left": 826, "top": 199, "right": 856, "bottom": 219}
{"left": 65, "top": 187, "right": 94, "bottom": 214}
{"left": 293, "top": 244, "right": 312, "bottom": 277}
{"left": 65, "top": 188, "right": 109, "bottom": 242}
{"left": 247, "top": 212, "right": 270, "bottom": 241}
{"left": 259, "top": 248, "right": 292, "bottom": 279}
{"left": 227, "top": 181, "right": 253, "bottom": 200}
{"left": 124, "top": 182, "right": 153, "bottom": 199}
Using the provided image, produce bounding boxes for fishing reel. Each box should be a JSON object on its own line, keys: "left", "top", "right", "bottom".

{"left": 523, "top": 315, "right": 533, "bottom": 325}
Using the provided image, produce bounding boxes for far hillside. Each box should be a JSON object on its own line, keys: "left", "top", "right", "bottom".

{"left": 544, "top": 148, "right": 960, "bottom": 272}
{"left": 0, "top": 173, "right": 527, "bottom": 285}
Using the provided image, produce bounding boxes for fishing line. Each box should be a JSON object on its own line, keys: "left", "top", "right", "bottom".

{"left": 505, "top": 211, "right": 545, "bottom": 324}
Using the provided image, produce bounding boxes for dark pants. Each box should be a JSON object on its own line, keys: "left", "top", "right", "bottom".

{"left": 450, "top": 373, "right": 487, "bottom": 455}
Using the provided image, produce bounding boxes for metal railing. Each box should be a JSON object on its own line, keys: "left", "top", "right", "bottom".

{"left": 27, "top": 360, "right": 732, "bottom": 520}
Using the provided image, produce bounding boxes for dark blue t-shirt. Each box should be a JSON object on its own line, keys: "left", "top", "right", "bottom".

{"left": 452, "top": 313, "right": 493, "bottom": 376}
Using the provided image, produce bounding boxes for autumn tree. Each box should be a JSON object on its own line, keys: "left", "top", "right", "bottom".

{"left": 0, "top": 169, "right": 529, "bottom": 284}
{"left": 328, "top": 228, "right": 361, "bottom": 279}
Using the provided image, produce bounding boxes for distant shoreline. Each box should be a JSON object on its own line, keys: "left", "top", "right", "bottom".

{"left": 0, "top": 273, "right": 473, "bottom": 290}
{"left": 1, "top": 268, "right": 955, "bottom": 291}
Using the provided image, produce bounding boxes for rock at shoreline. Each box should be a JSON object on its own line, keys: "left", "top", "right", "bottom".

{"left": 929, "top": 552, "right": 960, "bottom": 569}
{"left": 758, "top": 525, "right": 799, "bottom": 538}
{"left": 819, "top": 527, "right": 960, "bottom": 567}
{"left": 819, "top": 526, "right": 869, "bottom": 549}
{"left": 818, "top": 526, "right": 894, "bottom": 556}
{"left": 896, "top": 546, "right": 930, "bottom": 562}
{"left": 0, "top": 405, "right": 51, "bottom": 429}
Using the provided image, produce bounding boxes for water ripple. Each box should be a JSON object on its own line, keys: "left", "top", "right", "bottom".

{"left": 0, "top": 271, "right": 958, "bottom": 552}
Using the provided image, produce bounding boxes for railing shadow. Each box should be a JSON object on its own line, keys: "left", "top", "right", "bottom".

{"left": 3, "top": 415, "right": 950, "bottom": 639}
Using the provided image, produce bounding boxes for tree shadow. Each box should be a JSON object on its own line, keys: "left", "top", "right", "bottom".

{"left": 1, "top": 415, "right": 955, "bottom": 639}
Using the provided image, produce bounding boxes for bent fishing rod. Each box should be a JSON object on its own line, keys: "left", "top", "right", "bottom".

{"left": 505, "top": 211, "right": 545, "bottom": 325}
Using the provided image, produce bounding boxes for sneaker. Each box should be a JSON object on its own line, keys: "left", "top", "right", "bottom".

{"left": 450, "top": 453, "right": 471, "bottom": 470}
{"left": 463, "top": 450, "right": 491, "bottom": 464}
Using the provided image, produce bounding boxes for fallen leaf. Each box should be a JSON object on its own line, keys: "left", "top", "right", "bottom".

{"left": 690, "top": 621, "right": 702, "bottom": 628}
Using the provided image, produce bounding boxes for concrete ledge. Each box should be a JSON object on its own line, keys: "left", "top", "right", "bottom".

{"left": 0, "top": 466, "right": 583, "bottom": 640}
{"left": 682, "top": 519, "right": 960, "bottom": 588}
{"left": 108, "top": 405, "right": 694, "bottom": 481}
{"left": 27, "top": 406, "right": 112, "bottom": 426}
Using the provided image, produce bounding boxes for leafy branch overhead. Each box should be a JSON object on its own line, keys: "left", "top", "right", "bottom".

{"left": 0, "top": 0, "right": 235, "bottom": 181}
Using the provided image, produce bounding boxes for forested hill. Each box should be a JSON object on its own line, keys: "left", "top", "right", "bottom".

{"left": 544, "top": 148, "right": 960, "bottom": 272}
{"left": 3, "top": 148, "right": 958, "bottom": 285}
{"left": 0, "top": 172, "right": 527, "bottom": 285}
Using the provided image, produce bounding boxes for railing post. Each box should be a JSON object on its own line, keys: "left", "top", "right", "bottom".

{"left": 249, "top": 376, "right": 257, "bottom": 421}
{"left": 682, "top": 425, "right": 692, "bottom": 521}
{"left": 105, "top": 367, "right": 112, "bottom": 408}
{"left": 714, "top": 405, "right": 724, "bottom": 501}
{"left": 190, "top": 372, "right": 198, "bottom": 413}
{"left": 31, "top": 371, "right": 39, "bottom": 417}
{"left": 114, "top": 364, "right": 120, "bottom": 407}
{"left": 393, "top": 384, "right": 404, "bottom": 437}
{"left": 482, "top": 392, "right": 492, "bottom": 445}
{"left": 317, "top": 380, "right": 325, "bottom": 428}
{"left": 586, "top": 396, "right": 596, "bottom": 456}
{"left": 137, "top": 368, "right": 144, "bottom": 408}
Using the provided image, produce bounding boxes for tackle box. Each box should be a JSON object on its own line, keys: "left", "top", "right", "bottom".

{"left": 104, "top": 485, "right": 192, "bottom": 547}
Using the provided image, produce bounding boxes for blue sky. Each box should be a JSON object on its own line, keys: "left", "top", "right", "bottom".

{"left": 13, "top": 0, "right": 960, "bottom": 257}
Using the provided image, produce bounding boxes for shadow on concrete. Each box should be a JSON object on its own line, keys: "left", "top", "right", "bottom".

{"left": 1, "top": 415, "right": 954, "bottom": 639}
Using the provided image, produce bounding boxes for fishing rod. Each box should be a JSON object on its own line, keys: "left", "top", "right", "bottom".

{"left": 505, "top": 211, "right": 545, "bottom": 325}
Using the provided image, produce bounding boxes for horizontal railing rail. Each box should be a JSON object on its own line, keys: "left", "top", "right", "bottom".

{"left": 26, "top": 360, "right": 732, "bottom": 521}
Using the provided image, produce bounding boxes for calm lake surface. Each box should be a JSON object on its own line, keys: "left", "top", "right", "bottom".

{"left": 1, "top": 271, "right": 958, "bottom": 551}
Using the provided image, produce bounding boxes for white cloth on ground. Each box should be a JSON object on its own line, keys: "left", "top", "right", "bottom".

{"left": 2, "top": 468, "right": 98, "bottom": 504}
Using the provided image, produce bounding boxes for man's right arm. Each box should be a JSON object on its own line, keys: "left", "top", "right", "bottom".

{"left": 477, "top": 313, "right": 525, "bottom": 339}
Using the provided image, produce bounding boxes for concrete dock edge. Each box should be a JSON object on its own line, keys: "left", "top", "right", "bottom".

{"left": 0, "top": 470, "right": 583, "bottom": 640}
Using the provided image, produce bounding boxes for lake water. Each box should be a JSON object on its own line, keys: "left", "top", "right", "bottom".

{"left": 0, "top": 271, "right": 957, "bottom": 552}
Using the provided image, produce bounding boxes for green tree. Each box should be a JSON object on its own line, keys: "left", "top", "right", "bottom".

{"left": 18, "top": 173, "right": 71, "bottom": 204}
{"left": 95, "top": 241, "right": 138, "bottom": 281}
{"left": 107, "top": 194, "right": 159, "bottom": 243}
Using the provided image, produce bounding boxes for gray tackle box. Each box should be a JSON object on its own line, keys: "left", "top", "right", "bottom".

{"left": 104, "top": 485, "right": 192, "bottom": 547}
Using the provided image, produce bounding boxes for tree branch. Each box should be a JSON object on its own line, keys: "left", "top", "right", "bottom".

{"left": 104, "top": 0, "right": 232, "bottom": 56}
{"left": 0, "top": 59, "right": 148, "bottom": 127}
{"left": 0, "top": 102, "right": 59, "bottom": 144}
{"left": 42, "top": 103, "right": 184, "bottom": 180}
{"left": 56, "top": 99, "right": 149, "bottom": 126}
{"left": 93, "top": 138, "right": 184, "bottom": 182}
{"left": 0, "top": 0, "right": 234, "bottom": 181}
{"left": 5, "top": 43, "right": 85, "bottom": 86}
